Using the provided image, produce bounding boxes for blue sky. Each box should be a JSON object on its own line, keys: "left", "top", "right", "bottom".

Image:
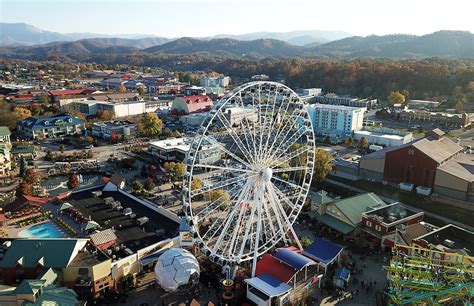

{"left": 1, "top": 0, "right": 473, "bottom": 37}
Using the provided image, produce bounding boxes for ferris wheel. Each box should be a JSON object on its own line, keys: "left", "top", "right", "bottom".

{"left": 182, "top": 81, "right": 315, "bottom": 275}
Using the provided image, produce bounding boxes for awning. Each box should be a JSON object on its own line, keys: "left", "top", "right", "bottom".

{"left": 59, "top": 202, "right": 73, "bottom": 211}
{"left": 140, "top": 250, "right": 166, "bottom": 266}
{"left": 84, "top": 220, "right": 100, "bottom": 231}
{"left": 318, "top": 214, "right": 355, "bottom": 235}
{"left": 303, "top": 237, "right": 344, "bottom": 265}
{"left": 245, "top": 274, "right": 291, "bottom": 297}
{"left": 273, "top": 248, "right": 315, "bottom": 270}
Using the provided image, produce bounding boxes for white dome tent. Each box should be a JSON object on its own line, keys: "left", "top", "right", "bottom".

{"left": 154, "top": 248, "right": 200, "bottom": 292}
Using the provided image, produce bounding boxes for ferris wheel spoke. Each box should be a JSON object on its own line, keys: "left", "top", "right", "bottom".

{"left": 272, "top": 166, "right": 308, "bottom": 173}
{"left": 193, "top": 164, "right": 256, "bottom": 174}
{"left": 224, "top": 183, "right": 255, "bottom": 256}
{"left": 203, "top": 136, "right": 252, "bottom": 169}
{"left": 267, "top": 182, "right": 299, "bottom": 238}
{"left": 215, "top": 111, "right": 255, "bottom": 164}
{"left": 268, "top": 126, "right": 307, "bottom": 164}
{"left": 259, "top": 87, "right": 280, "bottom": 160}
{"left": 191, "top": 173, "right": 256, "bottom": 197}
{"left": 237, "top": 93, "right": 259, "bottom": 160}
{"left": 194, "top": 182, "right": 244, "bottom": 218}
{"left": 271, "top": 145, "right": 310, "bottom": 168}
{"left": 264, "top": 110, "right": 304, "bottom": 165}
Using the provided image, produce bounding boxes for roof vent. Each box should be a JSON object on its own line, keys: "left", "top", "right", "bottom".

{"left": 443, "top": 239, "right": 455, "bottom": 248}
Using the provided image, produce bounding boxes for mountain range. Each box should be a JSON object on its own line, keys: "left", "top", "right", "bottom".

{"left": 0, "top": 23, "right": 473, "bottom": 61}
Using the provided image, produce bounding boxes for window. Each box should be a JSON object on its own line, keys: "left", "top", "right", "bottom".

{"left": 408, "top": 149, "right": 415, "bottom": 156}
{"left": 366, "top": 220, "right": 372, "bottom": 227}
{"left": 375, "top": 225, "right": 382, "bottom": 232}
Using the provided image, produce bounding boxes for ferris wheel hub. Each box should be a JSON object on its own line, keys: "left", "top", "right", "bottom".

{"left": 262, "top": 168, "right": 273, "bottom": 182}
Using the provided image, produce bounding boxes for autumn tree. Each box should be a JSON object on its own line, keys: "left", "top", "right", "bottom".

{"left": 38, "top": 94, "right": 50, "bottom": 104}
{"left": 387, "top": 91, "right": 406, "bottom": 105}
{"left": 96, "top": 110, "right": 114, "bottom": 120}
{"left": 312, "top": 149, "right": 333, "bottom": 183}
{"left": 117, "top": 84, "right": 127, "bottom": 92}
{"left": 138, "top": 113, "right": 163, "bottom": 137}
{"left": 67, "top": 173, "right": 80, "bottom": 189}
{"left": 13, "top": 107, "right": 32, "bottom": 123}
{"left": 191, "top": 178, "right": 204, "bottom": 191}
{"left": 358, "top": 137, "right": 369, "bottom": 150}
{"left": 345, "top": 136, "right": 354, "bottom": 147}
{"left": 204, "top": 189, "right": 230, "bottom": 210}
{"left": 163, "top": 162, "right": 185, "bottom": 182}
{"left": 133, "top": 180, "right": 143, "bottom": 191}
{"left": 137, "top": 85, "right": 146, "bottom": 96}
{"left": 144, "top": 177, "right": 155, "bottom": 191}
{"left": 16, "top": 180, "right": 33, "bottom": 196}
{"left": 24, "top": 168, "right": 41, "bottom": 185}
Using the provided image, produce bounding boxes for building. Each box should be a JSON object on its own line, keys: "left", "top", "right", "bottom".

{"left": 383, "top": 129, "right": 462, "bottom": 188}
{"left": 359, "top": 129, "right": 474, "bottom": 202}
{"left": 223, "top": 107, "right": 258, "bottom": 126}
{"left": 99, "top": 78, "right": 128, "bottom": 89}
{"left": 171, "top": 95, "right": 213, "bottom": 115}
{"left": 251, "top": 74, "right": 270, "bottom": 81}
{"left": 308, "top": 192, "right": 387, "bottom": 236}
{"left": 306, "top": 104, "right": 365, "bottom": 141}
{"left": 72, "top": 100, "right": 146, "bottom": 118}
{"left": 354, "top": 127, "right": 413, "bottom": 147}
{"left": 0, "top": 126, "right": 12, "bottom": 176}
{"left": 407, "top": 99, "right": 441, "bottom": 110}
{"left": 199, "top": 76, "right": 230, "bottom": 88}
{"left": 183, "top": 86, "right": 206, "bottom": 96}
{"left": 91, "top": 120, "right": 137, "bottom": 140}
{"left": 16, "top": 114, "right": 85, "bottom": 140}
{"left": 398, "top": 110, "right": 473, "bottom": 128}
{"left": 47, "top": 89, "right": 97, "bottom": 103}
{"left": 300, "top": 88, "right": 322, "bottom": 97}
{"left": 0, "top": 238, "right": 113, "bottom": 299}
{"left": 148, "top": 137, "right": 220, "bottom": 165}
{"left": 360, "top": 203, "right": 424, "bottom": 247}
{"left": 412, "top": 224, "right": 474, "bottom": 257}
{"left": 179, "top": 112, "right": 208, "bottom": 127}
{"left": 313, "top": 94, "right": 378, "bottom": 109}
{"left": 245, "top": 247, "right": 318, "bottom": 305}
{"left": 0, "top": 265, "right": 81, "bottom": 306}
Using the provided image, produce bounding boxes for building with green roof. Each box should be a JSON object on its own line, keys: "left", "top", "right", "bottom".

{"left": 308, "top": 192, "right": 387, "bottom": 235}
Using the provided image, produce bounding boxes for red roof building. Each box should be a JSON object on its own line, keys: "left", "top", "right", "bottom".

{"left": 255, "top": 254, "right": 296, "bottom": 283}
{"left": 171, "top": 95, "right": 213, "bottom": 115}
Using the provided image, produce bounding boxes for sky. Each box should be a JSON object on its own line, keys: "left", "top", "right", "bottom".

{"left": 1, "top": 0, "right": 474, "bottom": 37}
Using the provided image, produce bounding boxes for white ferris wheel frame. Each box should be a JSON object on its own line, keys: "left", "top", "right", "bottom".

{"left": 182, "top": 81, "right": 316, "bottom": 275}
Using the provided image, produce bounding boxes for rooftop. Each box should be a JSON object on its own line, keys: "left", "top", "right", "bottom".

{"left": 364, "top": 202, "right": 420, "bottom": 225}
{"left": 331, "top": 192, "right": 387, "bottom": 225}
{"left": 0, "top": 126, "right": 11, "bottom": 137}
{"left": 411, "top": 136, "right": 462, "bottom": 163}
{"left": 92, "top": 120, "right": 136, "bottom": 128}
{"left": 66, "top": 187, "right": 179, "bottom": 253}
{"left": 307, "top": 103, "right": 366, "bottom": 111}
{"left": 437, "top": 153, "right": 474, "bottom": 182}
{"left": 415, "top": 224, "right": 474, "bottom": 256}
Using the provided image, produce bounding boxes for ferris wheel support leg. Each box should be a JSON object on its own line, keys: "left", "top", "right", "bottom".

{"left": 289, "top": 225, "right": 303, "bottom": 250}
{"left": 251, "top": 183, "right": 265, "bottom": 277}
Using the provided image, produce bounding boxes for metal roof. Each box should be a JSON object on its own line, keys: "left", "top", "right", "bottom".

{"left": 331, "top": 192, "right": 386, "bottom": 225}
{"left": 245, "top": 274, "right": 292, "bottom": 297}
{"left": 0, "top": 126, "right": 11, "bottom": 137}
{"left": 273, "top": 248, "right": 315, "bottom": 270}
{"left": 437, "top": 153, "right": 474, "bottom": 182}
{"left": 90, "top": 228, "right": 117, "bottom": 246}
{"left": 303, "top": 237, "right": 344, "bottom": 265}
{"left": 0, "top": 239, "right": 85, "bottom": 268}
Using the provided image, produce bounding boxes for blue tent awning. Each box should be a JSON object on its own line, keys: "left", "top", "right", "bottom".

{"left": 303, "top": 237, "right": 344, "bottom": 265}
{"left": 273, "top": 248, "right": 314, "bottom": 270}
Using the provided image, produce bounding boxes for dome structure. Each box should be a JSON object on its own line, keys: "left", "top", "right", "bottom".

{"left": 154, "top": 248, "right": 200, "bottom": 292}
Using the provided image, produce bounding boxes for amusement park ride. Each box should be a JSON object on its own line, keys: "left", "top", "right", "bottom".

{"left": 385, "top": 244, "right": 474, "bottom": 305}
{"left": 182, "top": 81, "right": 315, "bottom": 277}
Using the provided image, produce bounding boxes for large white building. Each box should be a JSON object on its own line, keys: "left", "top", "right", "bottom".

{"left": 199, "top": 76, "right": 230, "bottom": 88}
{"left": 73, "top": 100, "right": 147, "bottom": 118}
{"left": 354, "top": 127, "right": 413, "bottom": 147}
{"left": 306, "top": 104, "right": 365, "bottom": 141}
{"left": 148, "top": 137, "right": 220, "bottom": 165}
